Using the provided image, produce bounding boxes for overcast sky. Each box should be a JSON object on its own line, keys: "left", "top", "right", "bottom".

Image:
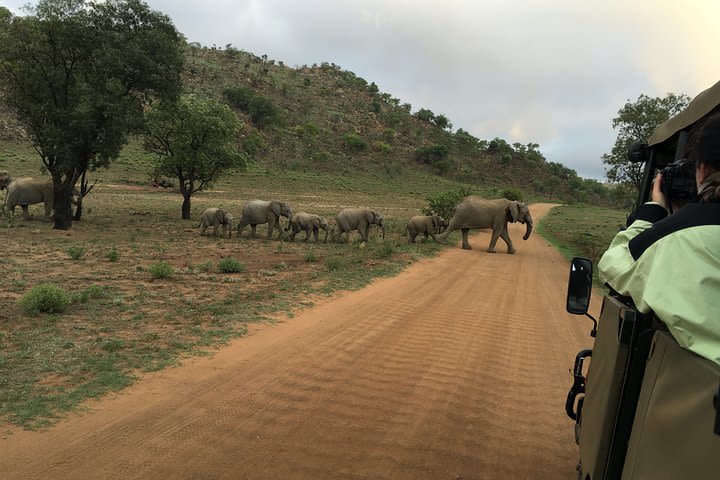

{"left": 5, "top": 1, "right": 720, "bottom": 179}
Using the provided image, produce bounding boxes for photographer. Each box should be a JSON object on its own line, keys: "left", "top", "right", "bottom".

{"left": 598, "top": 112, "right": 720, "bottom": 366}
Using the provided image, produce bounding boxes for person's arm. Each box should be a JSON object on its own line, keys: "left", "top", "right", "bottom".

{"left": 598, "top": 173, "right": 668, "bottom": 298}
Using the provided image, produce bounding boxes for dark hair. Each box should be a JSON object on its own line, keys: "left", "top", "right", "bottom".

{"left": 687, "top": 111, "right": 720, "bottom": 171}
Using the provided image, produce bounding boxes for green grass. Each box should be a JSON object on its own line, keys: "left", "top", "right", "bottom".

{"left": 536, "top": 204, "right": 626, "bottom": 286}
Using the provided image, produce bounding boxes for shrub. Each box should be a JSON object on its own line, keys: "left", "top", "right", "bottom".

{"left": 502, "top": 187, "right": 524, "bottom": 201}
{"left": 374, "top": 240, "right": 395, "bottom": 259}
{"left": 423, "top": 186, "right": 477, "bottom": 220}
{"left": 373, "top": 141, "right": 391, "bottom": 154}
{"left": 325, "top": 257, "right": 343, "bottom": 271}
{"left": 304, "top": 249, "right": 317, "bottom": 263}
{"left": 106, "top": 248, "right": 119, "bottom": 262}
{"left": 67, "top": 245, "right": 85, "bottom": 260}
{"left": 415, "top": 144, "right": 449, "bottom": 165}
{"left": 218, "top": 257, "right": 245, "bottom": 273}
{"left": 148, "top": 261, "right": 173, "bottom": 279}
{"left": 343, "top": 133, "right": 367, "bottom": 152}
{"left": 19, "top": 283, "right": 70, "bottom": 315}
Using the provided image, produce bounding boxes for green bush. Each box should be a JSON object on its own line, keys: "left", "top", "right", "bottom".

{"left": 343, "top": 133, "right": 368, "bottom": 152}
{"left": 423, "top": 186, "right": 477, "bottom": 220}
{"left": 148, "top": 261, "right": 173, "bottom": 279}
{"left": 106, "top": 248, "right": 119, "bottom": 262}
{"left": 304, "top": 248, "right": 317, "bottom": 263}
{"left": 218, "top": 257, "right": 245, "bottom": 273}
{"left": 502, "top": 187, "right": 524, "bottom": 201}
{"left": 415, "top": 144, "right": 449, "bottom": 165}
{"left": 19, "top": 283, "right": 70, "bottom": 314}
{"left": 67, "top": 245, "right": 85, "bottom": 260}
{"left": 374, "top": 240, "right": 395, "bottom": 259}
{"left": 325, "top": 257, "right": 343, "bottom": 271}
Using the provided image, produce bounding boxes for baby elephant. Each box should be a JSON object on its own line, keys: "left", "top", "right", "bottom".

{"left": 198, "top": 208, "right": 234, "bottom": 238}
{"left": 406, "top": 214, "right": 446, "bottom": 244}
{"left": 285, "top": 212, "right": 329, "bottom": 243}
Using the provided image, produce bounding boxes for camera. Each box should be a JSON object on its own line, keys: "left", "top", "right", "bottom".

{"left": 660, "top": 159, "right": 697, "bottom": 209}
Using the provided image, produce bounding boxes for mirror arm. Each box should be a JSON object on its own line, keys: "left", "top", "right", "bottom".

{"left": 585, "top": 313, "right": 597, "bottom": 338}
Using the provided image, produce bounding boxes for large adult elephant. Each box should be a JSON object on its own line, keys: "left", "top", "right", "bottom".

{"left": 438, "top": 196, "right": 533, "bottom": 253}
{"left": 285, "top": 212, "right": 329, "bottom": 243}
{"left": 333, "top": 207, "right": 385, "bottom": 243}
{"left": 236, "top": 199, "right": 292, "bottom": 239}
{"left": 1, "top": 173, "right": 81, "bottom": 220}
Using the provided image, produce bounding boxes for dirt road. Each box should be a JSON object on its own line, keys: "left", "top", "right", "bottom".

{"left": 1, "top": 203, "right": 599, "bottom": 479}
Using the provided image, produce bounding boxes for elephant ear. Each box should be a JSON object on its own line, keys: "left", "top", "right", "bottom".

{"left": 217, "top": 208, "right": 225, "bottom": 221}
{"left": 269, "top": 201, "right": 282, "bottom": 217}
{"left": 365, "top": 211, "right": 374, "bottom": 224}
{"left": 432, "top": 215, "right": 440, "bottom": 227}
{"left": 507, "top": 201, "right": 519, "bottom": 223}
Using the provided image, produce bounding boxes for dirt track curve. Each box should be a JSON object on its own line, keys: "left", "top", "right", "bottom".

{"left": 1, "top": 203, "right": 601, "bottom": 480}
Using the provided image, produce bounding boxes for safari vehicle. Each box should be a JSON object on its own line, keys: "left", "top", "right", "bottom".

{"left": 564, "top": 80, "right": 720, "bottom": 480}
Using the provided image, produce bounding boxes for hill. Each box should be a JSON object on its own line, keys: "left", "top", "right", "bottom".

{"left": 180, "top": 44, "right": 609, "bottom": 205}
{"left": 0, "top": 41, "right": 610, "bottom": 206}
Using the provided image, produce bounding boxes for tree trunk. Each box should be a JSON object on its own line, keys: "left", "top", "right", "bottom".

{"left": 53, "top": 183, "right": 73, "bottom": 230}
{"left": 181, "top": 193, "right": 192, "bottom": 220}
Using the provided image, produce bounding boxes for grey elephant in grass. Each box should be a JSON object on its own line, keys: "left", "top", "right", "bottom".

{"left": 438, "top": 197, "right": 533, "bottom": 253}
{"left": 198, "top": 208, "right": 234, "bottom": 238}
{"left": 406, "top": 214, "right": 446, "bottom": 244}
{"left": 332, "top": 208, "right": 385, "bottom": 243}
{"left": 236, "top": 199, "right": 292, "bottom": 239}
{"left": 0, "top": 171, "right": 81, "bottom": 220}
{"left": 285, "top": 212, "right": 329, "bottom": 243}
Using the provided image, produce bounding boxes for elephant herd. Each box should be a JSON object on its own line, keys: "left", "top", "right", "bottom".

{"left": 1, "top": 170, "right": 534, "bottom": 253}
{"left": 199, "top": 200, "right": 387, "bottom": 245}
{"left": 199, "top": 196, "right": 534, "bottom": 254}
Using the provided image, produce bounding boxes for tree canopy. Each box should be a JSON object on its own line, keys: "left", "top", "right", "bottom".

{"left": 143, "top": 95, "right": 244, "bottom": 219}
{"left": 602, "top": 92, "right": 691, "bottom": 193}
{"left": 0, "top": 0, "right": 183, "bottom": 229}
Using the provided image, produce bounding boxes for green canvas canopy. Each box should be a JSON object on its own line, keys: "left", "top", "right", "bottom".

{"left": 638, "top": 80, "right": 720, "bottom": 168}
{"left": 648, "top": 80, "right": 720, "bottom": 148}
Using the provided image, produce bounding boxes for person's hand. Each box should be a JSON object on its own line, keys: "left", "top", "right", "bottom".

{"left": 652, "top": 172, "right": 667, "bottom": 209}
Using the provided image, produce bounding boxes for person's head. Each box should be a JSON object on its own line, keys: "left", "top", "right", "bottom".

{"left": 687, "top": 111, "right": 720, "bottom": 188}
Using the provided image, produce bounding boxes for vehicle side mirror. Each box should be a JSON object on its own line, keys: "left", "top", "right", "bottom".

{"left": 567, "top": 257, "right": 593, "bottom": 315}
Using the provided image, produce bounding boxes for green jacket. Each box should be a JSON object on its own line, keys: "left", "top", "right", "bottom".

{"left": 598, "top": 201, "right": 720, "bottom": 366}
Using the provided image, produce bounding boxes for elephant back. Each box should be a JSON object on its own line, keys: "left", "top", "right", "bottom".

{"left": 242, "top": 200, "right": 272, "bottom": 223}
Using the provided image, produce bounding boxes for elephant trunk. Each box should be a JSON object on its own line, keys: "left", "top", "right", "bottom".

{"left": 323, "top": 228, "right": 328, "bottom": 243}
{"left": 381, "top": 225, "right": 385, "bottom": 240}
{"left": 523, "top": 216, "right": 533, "bottom": 241}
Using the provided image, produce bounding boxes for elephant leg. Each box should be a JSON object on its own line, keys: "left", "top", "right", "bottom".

{"left": 21, "top": 205, "right": 31, "bottom": 220}
{"left": 428, "top": 230, "right": 439, "bottom": 243}
{"left": 212, "top": 223, "right": 219, "bottom": 236}
{"left": 408, "top": 232, "right": 416, "bottom": 244}
{"left": 487, "top": 227, "right": 503, "bottom": 253}
{"left": 200, "top": 224, "right": 207, "bottom": 235}
{"left": 313, "top": 227, "right": 319, "bottom": 243}
{"left": 500, "top": 226, "right": 515, "bottom": 254}
{"left": 362, "top": 225, "right": 370, "bottom": 242}
{"left": 423, "top": 232, "right": 430, "bottom": 242}
{"left": 251, "top": 224, "right": 258, "bottom": 238}
{"left": 461, "top": 228, "right": 472, "bottom": 250}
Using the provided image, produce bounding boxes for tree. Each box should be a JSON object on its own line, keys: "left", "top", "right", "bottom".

{"left": 0, "top": 0, "right": 183, "bottom": 229}
{"left": 602, "top": 92, "right": 691, "bottom": 193}
{"left": 143, "top": 95, "right": 244, "bottom": 219}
